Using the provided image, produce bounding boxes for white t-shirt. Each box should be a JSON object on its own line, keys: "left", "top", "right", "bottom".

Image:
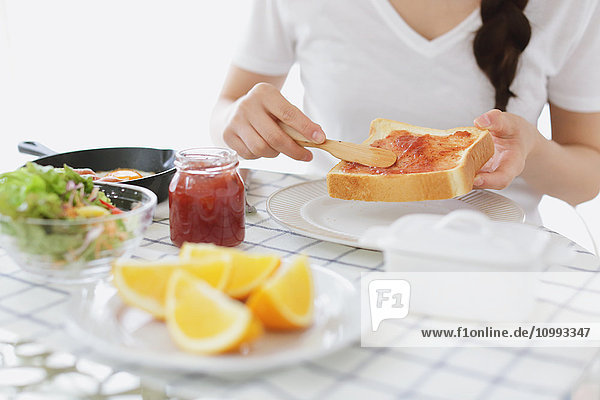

{"left": 232, "top": 0, "right": 600, "bottom": 222}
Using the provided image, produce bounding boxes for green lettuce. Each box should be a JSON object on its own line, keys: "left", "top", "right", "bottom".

{"left": 0, "top": 162, "right": 100, "bottom": 219}
{"left": 0, "top": 163, "right": 130, "bottom": 264}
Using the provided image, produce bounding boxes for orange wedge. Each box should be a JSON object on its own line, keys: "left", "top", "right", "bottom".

{"left": 180, "top": 242, "right": 280, "bottom": 299}
{"left": 246, "top": 255, "right": 314, "bottom": 331}
{"left": 112, "top": 254, "right": 232, "bottom": 319}
{"left": 166, "top": 270, "right": 262, "bottom": 354}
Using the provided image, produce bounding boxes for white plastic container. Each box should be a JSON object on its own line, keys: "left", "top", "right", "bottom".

{"left": 361, "top": 210, "right": 552, "bottom": 322}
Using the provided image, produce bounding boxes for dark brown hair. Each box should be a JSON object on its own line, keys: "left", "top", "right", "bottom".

{"left": 473, "top": 0, "right": 532, "bottom": 111}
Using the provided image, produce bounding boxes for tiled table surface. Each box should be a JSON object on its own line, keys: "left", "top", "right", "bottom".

{"left": 1, "top": 169, "right": 600, "bottom": 400}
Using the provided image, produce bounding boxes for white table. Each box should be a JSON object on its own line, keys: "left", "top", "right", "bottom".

{"left": 1, "top": 169, "right": 600, "bottom": 399}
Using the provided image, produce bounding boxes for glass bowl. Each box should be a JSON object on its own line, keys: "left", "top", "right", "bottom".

{"left": 0, "top": 183, "right": 157, "bottom": 283}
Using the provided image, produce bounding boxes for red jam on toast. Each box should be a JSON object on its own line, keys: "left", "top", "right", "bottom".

{"left": 341, "top": 130, "right": 476, "bottom": 175}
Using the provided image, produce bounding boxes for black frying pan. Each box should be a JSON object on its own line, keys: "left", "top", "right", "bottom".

{"left": 18, "top": 141, "right": 176, "bottom": 203}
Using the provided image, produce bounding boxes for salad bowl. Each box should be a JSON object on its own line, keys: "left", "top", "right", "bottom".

{"left": 0, "top": 164, "right": 156, "bottom": 283}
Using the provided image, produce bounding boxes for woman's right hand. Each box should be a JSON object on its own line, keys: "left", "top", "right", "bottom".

{"left": 222, "top": 82, "right": 326, "bottom": 161}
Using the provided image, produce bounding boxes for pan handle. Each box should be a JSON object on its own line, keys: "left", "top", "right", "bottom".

{"left": 18, "top": 141, "right": 59, "bottom": 157}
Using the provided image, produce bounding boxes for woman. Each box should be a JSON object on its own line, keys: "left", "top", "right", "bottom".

{"left": 210, "top": 0, "right": 600, "bottom": 222}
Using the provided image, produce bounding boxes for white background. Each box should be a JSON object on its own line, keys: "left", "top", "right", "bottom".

{"left": 0, "top": 0, "right": 597, "bottom": 252}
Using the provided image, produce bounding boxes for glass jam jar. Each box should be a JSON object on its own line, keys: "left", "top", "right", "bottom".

{"left": 169, "top": 148, "right": 245, "bottom": 247}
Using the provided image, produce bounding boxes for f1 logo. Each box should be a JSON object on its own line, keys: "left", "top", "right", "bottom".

{"left": 368, "top": 279, "right": 411, "bottom": 331}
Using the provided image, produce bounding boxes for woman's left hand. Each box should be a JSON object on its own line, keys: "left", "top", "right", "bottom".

{"left": 472, "top": 109, "right": 542, "bottom": 190}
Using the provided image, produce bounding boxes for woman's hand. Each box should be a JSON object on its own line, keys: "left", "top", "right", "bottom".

{"left": 222, "top": 82, "right": 325, "bottom": 161}
{"left": 472, "top": 109, "right": 543, "bottom": 190}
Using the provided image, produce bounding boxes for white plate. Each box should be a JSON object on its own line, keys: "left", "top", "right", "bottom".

{"left": 267, "top": 180, "right": 525, "bottom": 250}
{"left": 66, "top": 265, "right": 359, "bottom": 375}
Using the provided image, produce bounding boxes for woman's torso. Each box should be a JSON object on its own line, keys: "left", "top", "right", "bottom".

{"left": 234, "top": 0, "right": 600, "bottom": 222}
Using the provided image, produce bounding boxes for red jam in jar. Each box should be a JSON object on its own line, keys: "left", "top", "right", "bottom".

{"left": 169, "top": 148, "right": 245, "bottom": 247}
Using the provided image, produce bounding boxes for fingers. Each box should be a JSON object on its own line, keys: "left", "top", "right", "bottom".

{"left": 474, "top": 109, "right": 523, "bottom": 140}
{"left": 473, "top": 159, "right": 523, "bottom": 190}
{"left": 223, "top": 130, "right": 256, "bottom": 160}
{"left": 240, "top": 124, "right": 280, "bottom": 159}
{"left": 472, "top": 109, "right": 540, "bottom": 191}
{"left": 478, "top": 157, "right": 497, "bottom": 173}
{"left": 473, "top": 109, "right": 500, "bottom": 130}
{"left": 223, "top": 83, "right": 321, "bottom": 161}
{"left": 259, "top": 85, "right": 325, "bottom": 144}
{"left": 473, "top": 171, "right": 512, "bottom": 190}
{"left": 248, "top": 112, "right": 313, "bottom": 161}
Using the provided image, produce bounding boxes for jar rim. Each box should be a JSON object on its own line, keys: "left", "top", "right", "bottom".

{"left": 175, "top": 147, "right": 238, "bottom": 172}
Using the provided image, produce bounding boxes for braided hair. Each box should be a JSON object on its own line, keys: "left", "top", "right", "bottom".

{"left": 473, "top": 0, "right": 532, "bottom": 111}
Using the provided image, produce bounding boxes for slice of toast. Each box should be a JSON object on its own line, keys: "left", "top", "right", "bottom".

{"left": 326, "top": 118, "right": 494, "bottom": 202}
